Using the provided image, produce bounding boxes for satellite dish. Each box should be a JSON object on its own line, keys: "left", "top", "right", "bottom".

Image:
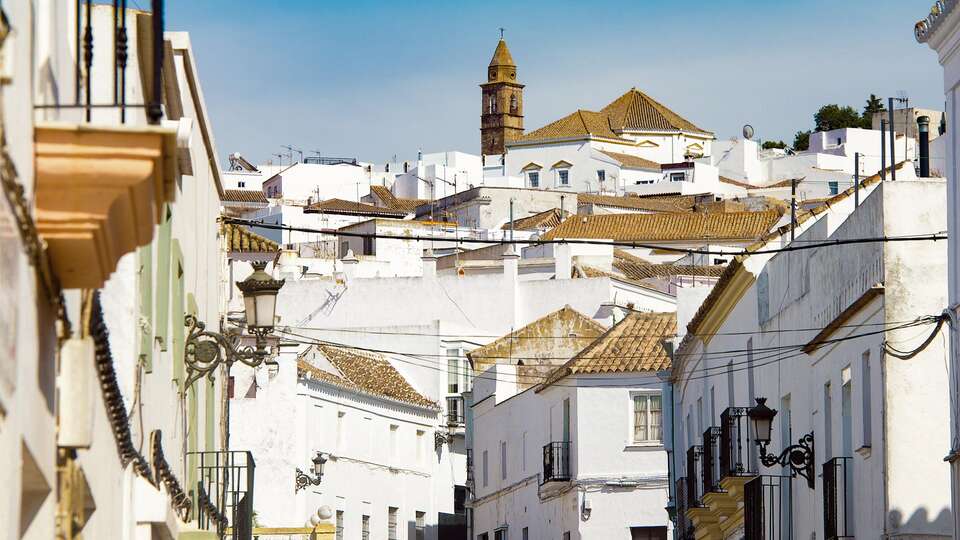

{"left": 742, "top": 124, "right": 755, "bottom": 140}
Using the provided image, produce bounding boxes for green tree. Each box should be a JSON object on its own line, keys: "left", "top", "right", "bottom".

{"left": 762, "top": 140, "right": 788, "bottom": 150}
{"left": 793, "top": 130, "right": 811, "bottom": 151}
{"left": 861, "top": 94, "right": 886, "bottom": 128}
{"left": 814, "top": 104, "right": 863, "bottom": 132}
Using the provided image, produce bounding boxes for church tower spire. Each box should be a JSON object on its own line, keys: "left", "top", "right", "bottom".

{"left": 480, "top": 35, "right": 524, "bottom": 156}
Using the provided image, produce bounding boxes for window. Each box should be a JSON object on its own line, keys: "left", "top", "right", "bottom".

{"left": 478, "top": 534, "right": 489, "bottom": 540}
{"left": 238, "top": 181, "right": 245, "bottom": 188}
{"left": 495, "top": 528, "right": 508, "bottom": 540}
{"left": 448, "top": 350, "right": 460, "bottom": 393}
{"left": 632, "top": 393, "right": 662, "bottom": 443}
{"left": 563, "top": 532, "right": 571, "bottom": 540}
{"left": 388, "top": 507, "right": 398, "bottom": 540}
{"left": 726, "top": 360, "right": 735, "bottom": 407}
{"left": 336, "top": 511, "right": 344, "bottom": 540}
{"left": 696, "top": 397, "right": 704, "bottom": 438}
{"left": 482, "top": 450, "right": 489, "bottom": 487}
{"left": 416, "top": 511, "right": 426, "bottom": 540}
{"left": 630, "top": 526, "right": 668, "bottom": 540}
{"left": 510, "top": 94, "right": 518, "bottom": 113}
{"left": 522, "top": 527, "right": 529, "bottom": 540}
{"left": 500, "top": 441, "right": 507, "bottom": 480}
{"left": 597, "top": 169, "right": 606, "bottom": 183}
{"left": 528, "top": 171, "right": 539, "bottom": 188}
{"left": 562, "top": 398, "right": 571, "bottom": 441}
{"left": 714, "top": 257, "right": 727, "bottom": 265}
{"left": 362, "top": 515, "right": 370, "bottom": 540}
{"left": 861, "top": 350, "right": 872, "bottom": 448}
{"left": 362, "top": 236, "right": 374, "bottom": 256}
{"left": 670, "top": 172, "right": 685, "bottom": 182}
{"left": 557, "top": 169, "right": 569, "bottom": 186}
{"left": 829, "top": 181, "right": 839, "bottom": 195}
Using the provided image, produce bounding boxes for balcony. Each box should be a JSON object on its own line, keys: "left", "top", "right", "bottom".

{"left": 674, "top": 477, "right": 695, "bottom": 540}
{"left": 686, "top": 445, "right": 705, "bottom": 508}
{"left": 744, "top": 475, "right": 790, "bottom": 540}
{"left": 188, "top": 450, "right": 255, "bottom": 540}
{"left": 33, "top": 0, "right": 176, "bottom": 289}
{"left": 541, "top": 441, "right": 571, "bottom": 484}
{"left": 446, "top": 396, "right": 465, "bottom": 426}
{"left": 720, "top": 407, "right": 757, "bottom": 479}
{"left": 823, "top": 457, "right": 854, "bottom": 539}
{"left": 702, "top": 427, "right": 723, "bottom": 495}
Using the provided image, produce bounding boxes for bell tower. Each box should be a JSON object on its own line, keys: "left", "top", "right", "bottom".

{"left": 480, "top": 33, "right": 524, "bottom": 156}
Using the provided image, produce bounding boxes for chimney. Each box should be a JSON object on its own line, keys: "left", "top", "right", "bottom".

{"left": 555, "top": 242, "right": 572, "bottom": 280}
{"left": 422, "top": 248, "right": 437, "bottom": 280}
{"left": 918, "top": 116, "right": 930, "bottom": 177}
{"left": 341, "top": 249, "right": 359, "bottom": 281}
{"left": 502, "top": 245, "right": 519, "bottom": 281}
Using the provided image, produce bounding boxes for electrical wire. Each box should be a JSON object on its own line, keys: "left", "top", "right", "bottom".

{"left": 280, "top": 316, "right": 940, "bottom": 389}
{"left": 882, "top": 314, "right": 948, "bottom": 360}
{"left": 222, "top": 217, "right": 947, "bottom": 257}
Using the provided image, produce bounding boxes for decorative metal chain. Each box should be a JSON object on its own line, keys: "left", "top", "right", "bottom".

{"left": 196, "top": 483, "right": 229, "bottom": 531}
{"left": 90, "top": 292, "right": 154, "bottom": 481}
{"left": 150, "top": 430, "right": 193, "bottom": 522}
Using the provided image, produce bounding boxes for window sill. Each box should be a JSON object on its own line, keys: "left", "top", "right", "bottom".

{"left": 624, "top": 443, "right": 664, "bottom": 451}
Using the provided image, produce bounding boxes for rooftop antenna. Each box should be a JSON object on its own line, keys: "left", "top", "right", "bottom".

{"left": 281, "top": 145, "right": 296, "bottom": 164}
{"left": 272, "top": 153, "right": 284, "bottom": 167}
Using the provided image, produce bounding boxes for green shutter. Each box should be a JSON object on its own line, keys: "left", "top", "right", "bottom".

{"left": 155, "top": 205, "right": 173, "bottom": 351}
{"left": 171, "top": 239, "right": 185, "bottom": 389}
{"left": 138, "top": 244, "right": 154, "bottom": 373}
{"left": 188, "top": 384, "right": 199, "bottom": 499}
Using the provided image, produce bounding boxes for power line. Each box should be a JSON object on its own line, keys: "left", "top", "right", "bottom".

{"left": 278, "top": 316, "right": 942, "bottom": 389}
{"left": 224, "top": 217, "right": 947, "bottom": 257}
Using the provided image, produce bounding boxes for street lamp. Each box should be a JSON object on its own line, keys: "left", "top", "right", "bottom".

{"left": 295, "top": 452, "right": 328, "bottom": 492}
{"left": 183, "top": 260, "right": 285, "bottom": 389}
{"left": 747, "top": 397, "right": 815, "bottom": 489}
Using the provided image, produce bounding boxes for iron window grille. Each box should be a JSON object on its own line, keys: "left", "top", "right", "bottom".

{"left": 823, "top": 457, "right": 854, "bottom": 539}
{"left": 702, "top": 427, "right": 724, "bottom": 494}
{"left": 188, "top": 450, "right": 255, "bottom": 540}
{"left": 719, "top": 406, "right": 756, "bottom": 479}
{"left": 744, "top": 475, "right": 790, "bottom": 540}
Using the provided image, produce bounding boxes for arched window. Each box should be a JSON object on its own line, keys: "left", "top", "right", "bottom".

{"left": 510, "top": 94, "right": 518, "bottom": 113}
{"left": 488, "top": 95, "right": 497, "bottom": 114}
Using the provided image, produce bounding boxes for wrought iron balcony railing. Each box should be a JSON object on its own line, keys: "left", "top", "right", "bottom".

{"left": 686, "top": 445, "right": 705, "bottom": 508}
{"left": 188, "top": 450, "right": 256, "bottom": 540}
{"left": 542, "top": 441, "right": 571, "bottom": 484}
{"left": 720, "top": 406, "right": 757, "bottom": 479}
{"left": 446, "top": 396, "right": 465, "bottom": 426}
{"left": 823, "top": 457, "right": 854, "bottom": 539}
{"left": 35, "top": 0, "right": 165, "bottom": 124}
{"left": 744, "top": 475, "right": 790, "bottom": 540}
{"left": 702, "top": 427, "right": 724, "bottom": 494}
{"left": 303, "top": 156, "right": 359, "bottom": 166}
{"left": 675, "top": 477, "right": 695, "bottom": 540}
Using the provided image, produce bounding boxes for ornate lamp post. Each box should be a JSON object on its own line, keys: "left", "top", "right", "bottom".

{"left": 184, "top": 261, "right": 285, "bottom": 389}
{"left": 748, "top": 397, "right": 815, "bottom": 488}
{"left": 295, "top": 452, "right": 328, "bottom": 492}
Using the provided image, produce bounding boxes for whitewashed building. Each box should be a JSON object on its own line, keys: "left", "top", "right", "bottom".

{"left": 670, "top": 175, "right": 950, "bottom": 539}
{"left": 469, "top": 309, "right": 676, "bottom": 540}
{"left": 917, "top": 3, "right": 960, "bottom": 537}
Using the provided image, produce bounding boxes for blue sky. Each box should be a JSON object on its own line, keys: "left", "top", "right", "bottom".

{"left": 168, "top": 0, "right": 943, "bottom": 166}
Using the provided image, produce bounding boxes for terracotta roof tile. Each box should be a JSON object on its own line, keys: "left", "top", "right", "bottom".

{"left": 540, "top": 311, "right": 676, "bottom": 388}
{"left": 516, "top": 110, "right": 629, "bottom": 143}
{"left": 369, "top": 185, "right": 430, "bottom": 213}
{"left": 467, "top": 306, "right": 606, "bottom": 374}
{"left": 298, "top": 344, "right": 437, "bottom": 409}
{"left": 222, "top": 189, "right": 268, "bottom": 204}
{"left": 613, "top": 257, "right": 726, "bottom": 280}
{"left": 578, "top": 193, "right": 693, "bottom": 213}
{"left": 597, "top": 150, "right": 662, "bottom": 170}
{"left": 601, "top": 88, "right": 712, "bottom": 135}
{"left": 221, "top": 222, "right": 279, "bottom": 253}
{"left": 501, "top": 208, "right": 570, "bottom": 231}
{"left": 542, "top": 210, "right": 782, "bottom": 242}
{"left": 306, "top": 198, "right": 408, "bottom": 217}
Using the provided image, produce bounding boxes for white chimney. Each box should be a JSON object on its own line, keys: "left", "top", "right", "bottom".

{"left": 555, "top": 242, "right": 573, "bottom": 280}
{"left": 341, "top": 249, "right": 359, "bottom": 281}
{"left": 422, "top": 248, "right": 438, "bottom": 280}
{"left": 502, "top": 245, "right": 519, "bottom": 282}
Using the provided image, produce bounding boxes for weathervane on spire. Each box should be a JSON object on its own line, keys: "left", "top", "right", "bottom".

{"left": 499, "top": 27, "right": 505, "bottom": 40}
